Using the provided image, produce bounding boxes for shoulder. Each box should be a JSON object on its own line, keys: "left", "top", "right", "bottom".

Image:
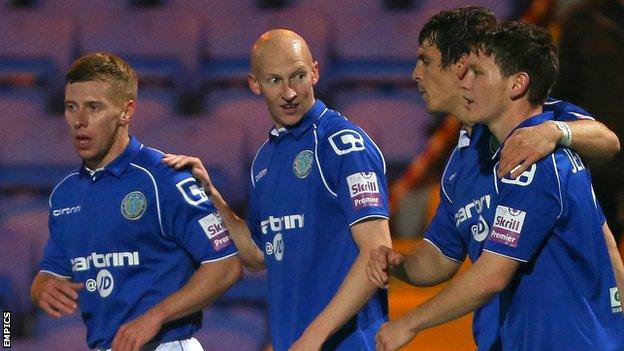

{"left": 497, "top": 151, "right": 560, "bottom": 192}
{"left": 49, "top": 170, "right": 81, "bottom": 207}
{"left": 130, "top": 145, "right": 197, "bottom": 192}
{"left": 316, "top": 111, "right": 382, "bottom": 157}
{"left": 544, "top": 98, "right": 594, "bottom": 121}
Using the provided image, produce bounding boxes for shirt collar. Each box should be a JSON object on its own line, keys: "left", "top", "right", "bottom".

{"left": 269, "top": 100, "right": 329, "bottom": 140}
{"left": 80, "top": 136, "right": 142, "bottom": 178}
{"left": 491, "top": 110, "right": 554, "bottom": 160}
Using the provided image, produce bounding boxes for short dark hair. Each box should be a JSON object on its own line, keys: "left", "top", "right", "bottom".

{"left": 418, "top": 6, "right": 496, "bottom": 69}
{"left": 66, "top": 52, "right": 138, "bottom": 102}
{"left": 475, "top": 21, "right": 559, "bottom": 105}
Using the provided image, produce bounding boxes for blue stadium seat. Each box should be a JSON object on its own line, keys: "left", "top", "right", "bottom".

{"left": 204, "top": 89, "right": 272, "bottom": 161}
{"left": 78, "top": 9, "right": 201, "bottom": 89}
{"left": 333, "top": 89, "right": 433, "bottom": 164}
{"left": 0, "top": 11, "right": 73, "bottom": 90}
{"left": 330, "top": 11, "right": 429, "bottom": 88}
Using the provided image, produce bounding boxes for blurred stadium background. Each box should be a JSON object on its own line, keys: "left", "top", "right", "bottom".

{"left": 0, "top": 0, "right": 612, "bottom": 350}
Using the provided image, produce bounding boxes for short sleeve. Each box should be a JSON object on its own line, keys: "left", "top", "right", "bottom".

{"left": 545, "top": 99, "right": 595, "bottom": 121}
{"left": 321, "top": 127, "right": 389, "bottom": 226}
{"left": 38, "top": 212, "right": 72, "bottom": 277}
{"left": 247, "top": 179, "right": 264, "bottom": 249}
{"left": 484, "top": 158, "right": 561, "bottom": 262}
{"left": 160, "top": 172, "right": 237, "bottom": 263}
{"left": 424, "top": 188, "right": 467, "bottom": 262}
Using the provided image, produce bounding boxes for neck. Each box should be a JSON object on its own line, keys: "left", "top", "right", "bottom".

{"left": 488, "top": 101, "right": 542, "bottom": 143}
{"left": 86, "top": 131, "right": 130, "bottom": 169}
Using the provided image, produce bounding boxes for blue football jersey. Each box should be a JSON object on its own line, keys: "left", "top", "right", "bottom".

{"left": 38, "top": 137, "right": 238, "bottom": 349}
{"left": 247, "top": 100, "right": 389, "bottom": 351}
{"left": 424, "top": 98, "right": 608, "bottom": 350}
{"left": 483, "top": 111, "right": 624, "bottom": 350}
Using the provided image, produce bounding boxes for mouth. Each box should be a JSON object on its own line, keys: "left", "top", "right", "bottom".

{"left": 281, "top": 102, "right": 299, "bottom": 114}
{"left": 74, "top": 134, "right": 92, "bottom": 148}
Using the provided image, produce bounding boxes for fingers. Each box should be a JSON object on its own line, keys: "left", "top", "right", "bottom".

{"left": 37, "top": 280, "right": 80, "bottom": 316}
{"left": 59, "top": 281, "right": 82, "bottom": 300}
{"left": 39, "top": 300, "right": 62, "bottom": 318}
{"left": 49, "top": 289, "right": 78, "bottom": 314}
{"left": 368, "top": 246, "right": 395, "bottom": 289}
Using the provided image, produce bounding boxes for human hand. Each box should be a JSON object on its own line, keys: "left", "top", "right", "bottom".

{"left": 367, "top": 245, "right": 404, "bottom": 289}
{"left": 162, "top": 154, "right": 215, "bottom": 195}
{"left": 32, "top": 275, "right": 82, "bottom": 318}
{"left": 498, "top": 121, "right": 559, "bottom": 179}
{"left": 111, "top": 310, "right": 164, "bottom": 351}
{"left": 376, "top": 319, "right": 417, "bottom": 351}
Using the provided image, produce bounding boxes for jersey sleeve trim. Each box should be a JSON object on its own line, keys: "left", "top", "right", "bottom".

{"left": 130, "top": 163, "right": 166, "bottom": 237}
{"left": 250, "top": 138, "right": 270, "bottom": 189}
{"left": 48, "top": 172, "right": 79, "bottom": 207}
{"left": 568, "top": 112, "right": 595, "bottom": 120}
{"left": 550, "top": 154, "right": 564, "bottom": 219}
{"left": 313, "top": 125, "right": 338, "bottom": 197}
{"left": 422, "top": 238, "right": 464, "bottom": 263}
{"left": 200, "top": 251, "right": 239, "bottom": 264}
{"left": 441, "top": 147, "right": 459, "bottom": 204}
{"left": 482, "top": 249, "right": 528, "bottom": 263}
{"left": 38, "top": 270, "right": 71, "bottom": 279}
{"left": 349, "top": 214, "right": 389, "bottom": 227}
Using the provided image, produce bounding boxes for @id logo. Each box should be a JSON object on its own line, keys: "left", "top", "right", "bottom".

{"left": 85, "top": 269, "right": 114, "bottom": 298}
{"left": 265, "top": 233, "right": 285, "bottom": 261}
{"left": 121, "top": 191, "right": 147, "bottom": 220}
{"left": 329, "top": 129, "right": 366, "bottom": 155}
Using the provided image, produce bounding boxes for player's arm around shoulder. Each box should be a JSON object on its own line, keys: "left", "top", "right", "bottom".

{"left": 162, "top": 153, "right": 265, "bottom": 271}
{"left": 499, "top": 109, "right": 620, "bottom": 178}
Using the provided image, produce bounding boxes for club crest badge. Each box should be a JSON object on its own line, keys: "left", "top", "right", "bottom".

{"left": 121, "top": 191, "right": 147, "bottom": 220}
{"left": 293, "top": 150, "right": 314, "bottom": 179}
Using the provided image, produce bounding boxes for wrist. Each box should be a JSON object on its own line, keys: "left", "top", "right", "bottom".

{"left": 147, "top": 305, "right": 169, "bottom": 325}
{"left": 551, "top": 121, "right": 572, "bottom": 147}
{"left": 303, "top": 321, "right": 331, "bottom": 343}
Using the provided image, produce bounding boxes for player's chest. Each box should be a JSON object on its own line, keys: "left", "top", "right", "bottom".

{"left": 450, "top": 156, "right": 498, "bottom": 252}
{"left": 254, "top": 137, "right": 326, "bottom": 206}
{"left": 55, "top": 175, "right": 159, "bottom": 248}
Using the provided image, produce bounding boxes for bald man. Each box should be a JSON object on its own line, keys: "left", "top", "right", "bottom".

{"left": 164, "top": 29, "right": 392, "bottom": 350}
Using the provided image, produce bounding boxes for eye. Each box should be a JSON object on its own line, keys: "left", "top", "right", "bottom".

{"left": 64, "top": 103, "right": 77, "bottom": 111}
{"left": 88, "top": 103, "right": 98, "bottom": 111}
{"left": 268, "top": 77, "right": 280, "bottom": 84}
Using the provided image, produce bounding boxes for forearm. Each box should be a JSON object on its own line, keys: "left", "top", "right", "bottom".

{"left": 402, "top": 252, "right": 517, "bottom": 333}
{"left": 145, "top": 256, "right": 243, "bottom": 324}
{"left": 395, "top": 241, "right": 460, "bottom": 287}
{"left": 209, "top": 188, "right": 265, "bottom": 270}
{"left": 603, "top": 223, "right": 624, "bottom": 314}
{"left": 304, "top": 251, "right": 379, "bottom": 341}
{"left": 305, "top": 219, "right": 392, "bottom": 341}
{"left": 564, "top": 120, "right": 620, "bottom": 163}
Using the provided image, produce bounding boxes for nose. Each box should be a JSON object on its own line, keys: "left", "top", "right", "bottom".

{"left": 282, "top": 83, "right": 297, "bottom": 102}
{"left": 72, "top": 108, "right": 88, "bottom": 128}
{"left": 411, "top": 62, "right": 423, "bottom": 82}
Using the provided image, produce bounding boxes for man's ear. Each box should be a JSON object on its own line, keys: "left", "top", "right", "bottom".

{"left": 248, "top": 73, "right": 261, "bottom": 95}
{"left": 120, "top": 100, "right": 135, "bottom": 126}
{"left": 456, "top": 54, "right": 469, "bottom": 80}
{"left": 311, "top": 61, "right": 320, "bottom": 86}
{"left": 509, "top": 72, "right": 530, "bottom": 101}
